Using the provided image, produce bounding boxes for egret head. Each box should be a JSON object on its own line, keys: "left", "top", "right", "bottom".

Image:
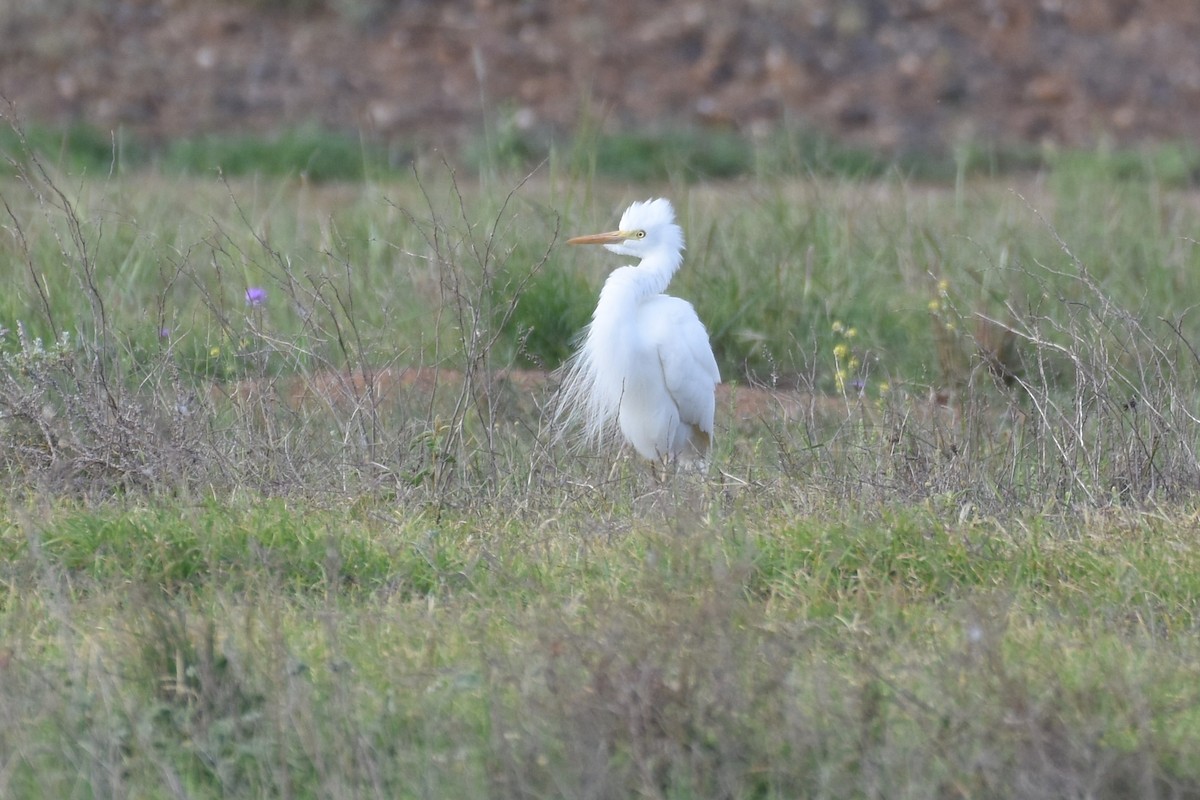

{"left": 567, "top": 198, "right": 684, "bottom": 259}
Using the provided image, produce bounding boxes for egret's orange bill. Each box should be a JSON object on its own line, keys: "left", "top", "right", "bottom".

{"left": 567, "top": 230, "right": 630, "bottom": 245}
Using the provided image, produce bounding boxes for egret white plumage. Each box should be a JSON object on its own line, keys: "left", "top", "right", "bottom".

{"left": 555, "top": 198, "right": 720, "bottom": 470}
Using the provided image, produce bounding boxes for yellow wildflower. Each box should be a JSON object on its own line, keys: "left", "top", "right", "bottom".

{"left": 209, "top": 346, "right": 221, "bottom": 358}
{"left": 834, "top": 369, "right": 847, "bottom": 390}
{"left": 846, "top": 327, "right": 858, "bottom": 339}
{"left": 832, "top": 320, "right": 844, "bottom": 334}
{"left": 833, "top": 343, "right": 849, "bottom": 360}
{"left": 928, "top": 299, "right": 941, "bottom": 312}
{"left": 937, "top": 278, "right": 950, "bottom": 294}
{"left": 878, "top": 381, "right": 891, "bottom": 394}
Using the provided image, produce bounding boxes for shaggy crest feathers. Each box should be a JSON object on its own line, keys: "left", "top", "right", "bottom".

{"left": 599, "top": 198, "right": 685, "bottom": 262}
{"left": 619, "top": 197, "right": 677, "bottom": 233}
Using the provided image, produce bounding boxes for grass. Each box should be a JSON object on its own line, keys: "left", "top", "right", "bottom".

{"left": 0, "top": 122, "right": 401, "bottom": 181}
{"left": 5, "top": 498, "right": 1200, "bottom": 797}
{"left": 10, "top": 115, "right": 1200, "bottom": 187}
{"left": 4, "top": 124, "right": 1200, "bottom": 796}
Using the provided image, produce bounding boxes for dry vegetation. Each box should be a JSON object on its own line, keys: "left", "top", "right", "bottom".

{"left": 4, "top": 133, "right": 1200, "bottom": 797}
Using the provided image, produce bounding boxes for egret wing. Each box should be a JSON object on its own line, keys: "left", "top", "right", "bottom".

{"left": 647, "top": 297, "right": 720, "bottom": 434}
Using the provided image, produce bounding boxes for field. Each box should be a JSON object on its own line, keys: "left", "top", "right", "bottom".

{"left": 4, "top": 128, "right": 1200, "bottom": 798}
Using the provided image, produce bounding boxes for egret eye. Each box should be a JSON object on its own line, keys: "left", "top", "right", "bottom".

{"left": 634, "top": 230, "right": 647, "bottom": 239}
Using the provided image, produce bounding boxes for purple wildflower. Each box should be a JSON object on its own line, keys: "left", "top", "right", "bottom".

{"left": 159, "top": 327, "right": 172, "bottom": 338}
{"left": 245, "top": 287, "right": 267, "bottom": 307}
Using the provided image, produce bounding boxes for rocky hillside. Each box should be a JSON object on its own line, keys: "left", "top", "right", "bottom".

{"left": 2, "top": 0, "right": 1198, "bottom": 154}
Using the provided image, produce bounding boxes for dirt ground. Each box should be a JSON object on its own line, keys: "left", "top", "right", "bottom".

{"left": 3, "top": 0, "right": 1200, "bottom": 155}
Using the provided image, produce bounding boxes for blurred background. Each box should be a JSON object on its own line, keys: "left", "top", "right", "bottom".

{"left": 3, "top": 0, "right": 1200, "bottom": 175}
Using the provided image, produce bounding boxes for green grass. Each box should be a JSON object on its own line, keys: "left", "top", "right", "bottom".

{"left": 11, "top": 117, "right": 1200, "bottom": 187}
{"left": 3, "top": 497, "right": 1200, "bottom": 797}
{"left": 14, "top": 499, "right": 405, "bottom": 593}
{"left": 8, "top": 139, "right": 1200, "bottom": 386}
{"left": 162, "top": 126, "right": 396, "bottom": 182}
{"left": 5, "top": 126, "right": 1200, "bottom": 796}
{"left": 0, "top": 123, "right": 399, "bottom": 181}
{"left": 577, "top": 129, "right": 755, "bottom": 182}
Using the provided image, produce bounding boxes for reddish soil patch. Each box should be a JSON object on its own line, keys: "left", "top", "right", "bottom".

{"left": 214, "top": 366, "right": 878, "bottom": 426}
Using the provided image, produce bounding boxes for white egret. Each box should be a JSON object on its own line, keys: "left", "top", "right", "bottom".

{"left": 555, "top": 198, "right": 720, "bottom": 471}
